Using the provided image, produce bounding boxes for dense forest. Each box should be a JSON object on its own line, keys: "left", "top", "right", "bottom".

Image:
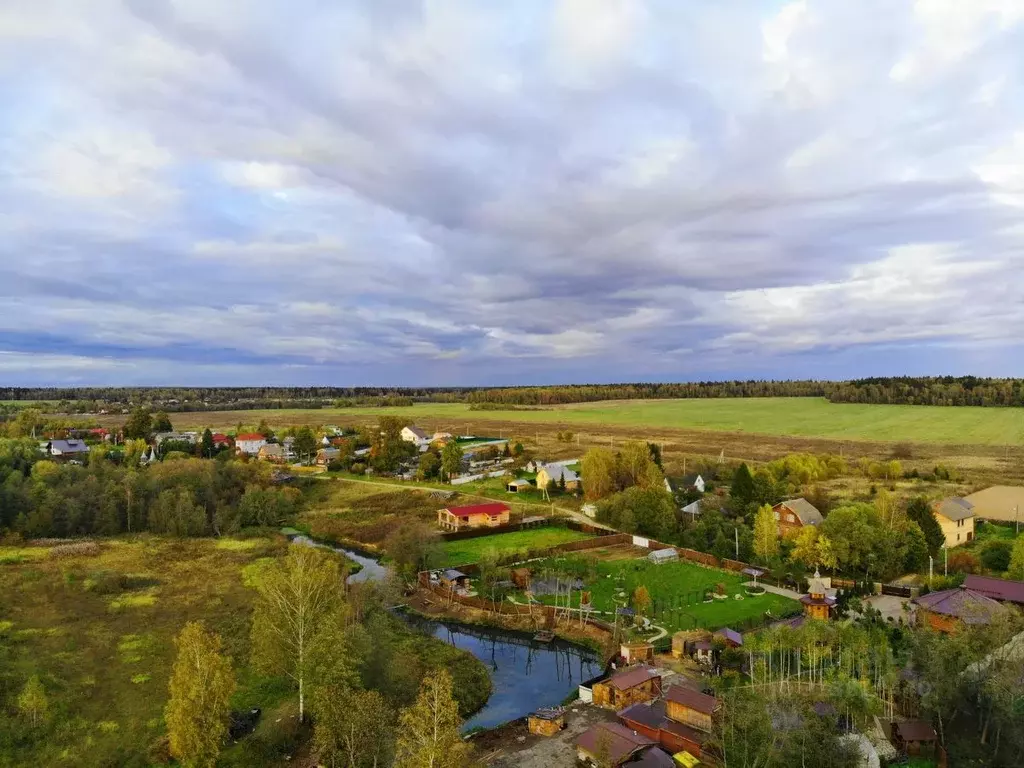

{"left": 5, "top": 375, "right": 1024, "bottom": 411}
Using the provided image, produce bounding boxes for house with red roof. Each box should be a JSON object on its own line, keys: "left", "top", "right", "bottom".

{"left": 211, "top": 433, "right": 232, "bottom": 448}
{"left": 235, "top": 433, "right": 267, "bottom": 456}
{"left": 436, "top": 502, "right": 510, "bottom": 531}
{"left": 575, "top": 722, "right": 655, "bottom": 766}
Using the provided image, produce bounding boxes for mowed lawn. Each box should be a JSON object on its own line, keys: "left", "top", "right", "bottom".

{"left": 440, "top": 527, "right": 594, "bottom": 568}
{"left": 528, "top": 557, "right": 800, "bottom": 633}
{"left": 138, "top": 398, "right": 1024, "bottom": 445}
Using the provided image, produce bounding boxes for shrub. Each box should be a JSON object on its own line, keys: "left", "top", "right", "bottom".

{"left": 979, "top": 540, "right": 1013, "bottom": 572}
{"left": 947, "top": 550, "right": 979, "bottom": 575}
{"left": 49, "top": 542, "right": 101, "bottom": 559}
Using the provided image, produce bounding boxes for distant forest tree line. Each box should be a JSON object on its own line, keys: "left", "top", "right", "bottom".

{"left": 5, "top": 375, "right": 1024, "bottom": 412}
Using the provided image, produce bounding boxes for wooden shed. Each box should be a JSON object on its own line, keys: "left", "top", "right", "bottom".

{"left": 527, "top": 707, "right": 564, "bottom": 736}
{"left": 621, "top": 641, "right": 655, "bottom": 664}
{"left": 672, "top": 630, "right": 709, "bottom": 659}
{"left": 593, "top": 665, "right": 663, "bottom": 710}
{"left": 664, "top": 685, "right": 720, "bottom": 734}
{"left": 892, "top": 720, "right": 937, "bottom": 757}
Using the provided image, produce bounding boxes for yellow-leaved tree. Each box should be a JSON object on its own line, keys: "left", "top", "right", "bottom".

{"left": 165, "top": 621, "right": 235, "bottom": 768}
{"left": 753, "top": 504, "right": 779, "bottom": 561}
{"left": 394, "top": 669, "right": 469, "bottom": 768}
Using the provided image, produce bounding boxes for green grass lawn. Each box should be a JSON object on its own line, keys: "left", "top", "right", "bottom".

{"left": 153, "top": 398, "right": 1024, "bottom": 445}
{"left": 525, "top": 556, "right": 800, "bottom": 633}
{"left": 440, "top": 527, "right": 594, "bottom": 567}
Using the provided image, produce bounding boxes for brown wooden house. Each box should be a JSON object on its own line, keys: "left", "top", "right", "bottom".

{"left": 664, "top": 684, "right": 720, "bottom": 734}
{"left": 773, "top": 498, "right": 823, "bottom": 538}
{"left": 620, "top": 641, "right": 655, "bottom": 664}
{"left": 593, "top": 666, "right": 663, "bottom": 709}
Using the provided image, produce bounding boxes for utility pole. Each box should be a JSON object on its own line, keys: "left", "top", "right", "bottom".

{"left": 929, "top": 555, "right": 933, "bottom": 586}
{"left": 1016, "top": 505, "right": 1020, "bottom": 535}
{"left": 735, "top": 527, "right": 739, "bottom": 560}
{"left": 943, "top": 545, "right": 948, "bottom": 578}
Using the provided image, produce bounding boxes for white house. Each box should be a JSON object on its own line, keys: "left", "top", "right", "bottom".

{"left": 235, "top": 433, "right": 268, "bottom": 455}
{"left": 401, "top": 425, "right": 430, "bottom": 448}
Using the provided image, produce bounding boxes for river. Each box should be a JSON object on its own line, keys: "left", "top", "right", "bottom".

{"left": 289, "top": 533, "right": 603, "bottom": 729}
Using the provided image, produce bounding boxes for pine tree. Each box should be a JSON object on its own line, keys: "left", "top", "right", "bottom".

{"left": 906, "top": 496, "right": 945, "bottom": 556}
{"left": 730, "top": 463, "right": 755, "bottom": 506}
{"left": 17, "top": 675, "right": 48, "bottom": 727}
{"left": 201, "top": 428, "right": 215, "bottom": 458}
{"left": 394, "top": 669, "right": 468, "bottom": 768}
{"left": 165, "top": 622, "right": 235, "bottom": 768}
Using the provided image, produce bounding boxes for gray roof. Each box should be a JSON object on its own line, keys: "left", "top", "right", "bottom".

{"left": 778, "top": 498, "right": 823, "bottom": 526}
{"left": 404, "top": 426, "right": 429, "bottom": 439}
{"left": 442, "top": 569, "right": 467, "bottom": 581}
{"left": 934, "top": 497, "right": 975, "bottom": 522}
{"left": 542, "top": 464, "right": 579, "bottom": 482}
{"left": 49, "top": 439, "right": 89, "bottom": 454}
{"left": 507, "top": 478, "right": 532, "bottom": 487}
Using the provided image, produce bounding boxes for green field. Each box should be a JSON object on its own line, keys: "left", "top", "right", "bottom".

{"left": 440, "top": 527, "right": 593, "bottom": 567}
{"left": 527, "top": 556, "right": 800, "bottom": 633}
{"left": 156, "top": 398, "right": 1024, "bottom": 445}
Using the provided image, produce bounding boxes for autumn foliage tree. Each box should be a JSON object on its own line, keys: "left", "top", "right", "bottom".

{"left": 165, "top": 622, "right": 235, "bottom": 768}
{"left": 394, "top": 668, "right": 469, "bottom": 768}
{"left": 753, "top": 504, "right": 779, "bottom": 562}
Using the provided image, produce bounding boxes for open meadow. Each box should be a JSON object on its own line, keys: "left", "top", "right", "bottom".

{"left": 96, "top": 397, "right": 1024, "bottom": 446}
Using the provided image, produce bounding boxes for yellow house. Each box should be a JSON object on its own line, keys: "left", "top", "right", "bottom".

{"left": 536, "top": 463, "right": 580, "bottom": 492}
{"left": 933, "top": 498, "right": 975, "bottom": 548}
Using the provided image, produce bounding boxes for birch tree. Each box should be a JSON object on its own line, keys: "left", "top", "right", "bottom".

{"left": 165, "top": 621, "right": 235, "bottom": 768}
{"left": 251, "top": 546, "right": 344, "bottom": 721}
{"left": 394, "top": 669, "right": 468, "bottom": 768}
{"left": 752, "top": 504, "right": 779, "bottom": 561}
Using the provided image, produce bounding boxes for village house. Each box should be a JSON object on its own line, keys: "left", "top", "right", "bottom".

{"left": 257, "top": 444, "right": 285, "bottom": 463}
{"left": 536, "top": 463, "right": 580, "bottom": 491}
{"left": 400, "top": 425, "right": 430, "bottom": 448}
{"left": 773, "top": 498, "right": 823, "bottom": 537}
{"left": 800, "top": 569, "right": 837, "bottom": 621}
{"left": 592, "top": 666, "right": 663, "bottom": 709}
{"left": 620, "top": 642, "right": 655, "bottom": 664}
{"left": 932, "top": 497, "right": 975, "bottom": 547}
{"left": 436, "top": 502, "right": 510, "bottom": 532}
{"left": 963, "top": 574, "right": 1024, "bottom": 606}
{"left": 316, "top": 447, "right": 340, "bottom": 466}
{"left": 576, "top": 722, "right": 655, "bottom": 767}
{"left": 211, "top": 433, "right": 231, "bottom": 448}
{"left": 663, "top": 684, "right": 720, "bottom": 734}
{"left": 235, "top": 433, "right": 267, "bottom": 455}
{"left": 45, "top": 439, "right": 90, "bottom": 457}
{"left": 681, "top": 473, "right": 705, "bottom": 493}
{"left": 714, "top": 627, "right": 743, "bottom": 648}
{"left": 431, "top": 431, "right": 453, "bottom": 445}
{"left": 912, "top": 585, "right": 1007, "bottom": 633}
{"left": 438, "top": 569, "right": 470, "bottom": 592}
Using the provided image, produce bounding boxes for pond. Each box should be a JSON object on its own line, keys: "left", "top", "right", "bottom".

{"left": 398, "top": 612, "right": 603, "bottom": 731}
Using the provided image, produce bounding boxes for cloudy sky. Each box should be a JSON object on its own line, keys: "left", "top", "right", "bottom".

{"left": 2, "top": 1, "right": 1024, "bottom": 386}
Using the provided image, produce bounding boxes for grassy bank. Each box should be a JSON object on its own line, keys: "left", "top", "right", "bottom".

{"left": 440, "top": 527, "right": 594, "bottom": 568}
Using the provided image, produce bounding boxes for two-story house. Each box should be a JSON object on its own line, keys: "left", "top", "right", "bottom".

{"left": 932, "top": 497, "right": 975, "bottom": 548}
{"left": 773, "top": 498, "right": 823, "bottom": 538}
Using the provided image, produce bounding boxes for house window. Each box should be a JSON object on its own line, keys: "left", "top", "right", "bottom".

{"left": 957, "top": 533, "right": 960, "bottom": 541}
{"left": 787, "top": 514, "right": 796, "bottom": 523}
{"left": 774, "top": 511, "right": 780, "bottom": 521}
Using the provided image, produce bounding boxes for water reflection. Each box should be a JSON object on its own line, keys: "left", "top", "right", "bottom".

{"left": 399, "top": 613, "right": 602, "bottom": 731}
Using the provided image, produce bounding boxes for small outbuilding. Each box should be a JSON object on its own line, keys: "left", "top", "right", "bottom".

{"left": 576, "top": 722, "right": 655, "bottom": 766}
{"left": 506, "top": 478, "right": 532, "bottom": 493}
{"left": 593, "top": 665, "right": 663, "bottom": 709}
{"left": 439, "top": 569, "right": 470, "bottom": 591}
{"left": 620, "top": 641, "right": 655, "bottom": 664}
{"left": 648, "top": 548, "right": 679, "bottom": 565}
{"left": 714, "top": 628, "right": 743, "bottom": 648}
{"left": 527, "top": 707, "right": 564, "bottom": 736}
{"left": 892, "top": 720, "right": 937, "bottom": 757}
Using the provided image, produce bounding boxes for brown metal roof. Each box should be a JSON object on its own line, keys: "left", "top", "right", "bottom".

{"left": 895, "top": 720, "right": 937, "bottom": 742}
{"left": 576, "top": 722, "right": 654, "bottom": 762}
{"left": 608, "top": 665, "right": 661, "bottom": 691}
{"left": 776, "top": 498, "right": 823, "bottom": 525}
{"left": 664, "top": 684, "right": 719, "bottom": 715}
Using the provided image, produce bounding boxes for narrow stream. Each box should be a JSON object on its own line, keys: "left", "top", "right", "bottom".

{"left": 289, "top": 534, "right": 390, "bottom": 584}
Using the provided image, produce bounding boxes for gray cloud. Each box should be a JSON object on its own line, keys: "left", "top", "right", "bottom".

{"left": 1, "top": 0, "right": 1024, "bottom": 384}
